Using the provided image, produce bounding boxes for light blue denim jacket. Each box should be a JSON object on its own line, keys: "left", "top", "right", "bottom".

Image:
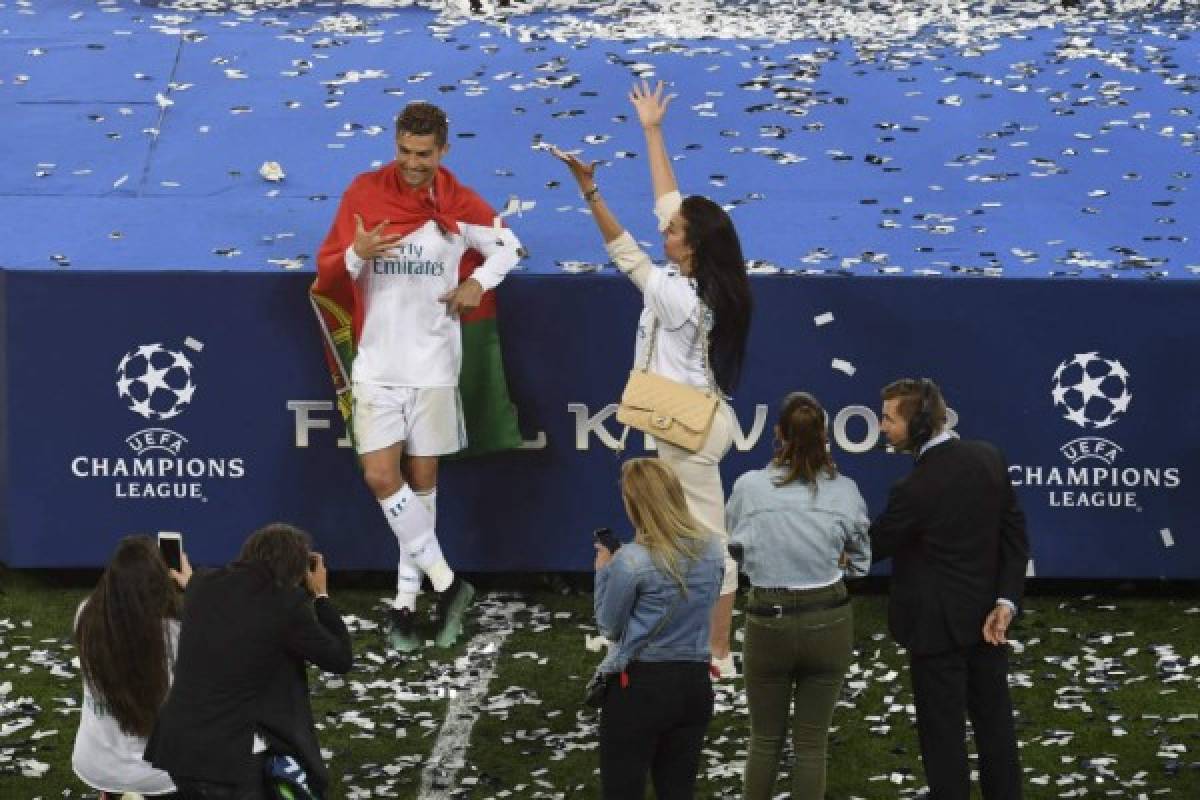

{"left": 727, "top": 466, "right": 871, "bottom": 587}
{"left": 593, "top": 537, "right": 725, "bottom": 674}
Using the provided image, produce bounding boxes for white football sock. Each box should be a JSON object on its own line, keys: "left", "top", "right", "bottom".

{"left": 393, "top": 556, "right": 420, "bottom": 611}
{"left": 379, "top": 485, "right": 454, "bottom": 592}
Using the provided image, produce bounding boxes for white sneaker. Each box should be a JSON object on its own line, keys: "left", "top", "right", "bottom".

{"left": 711, "top": 652, "right": 737, "bottom": 680}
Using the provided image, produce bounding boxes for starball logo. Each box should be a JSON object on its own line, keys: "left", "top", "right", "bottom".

{"left": 69, "top": 337, "right": 246, "bottom": 501}
{"left": 116, "top": 341, "right": 199, "bottom": 421}
{"left": 1009, "top": 352, "right": 1180, "bottom": 509}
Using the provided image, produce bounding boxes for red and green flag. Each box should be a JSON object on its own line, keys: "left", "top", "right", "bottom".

{"left": 310, "top": 165, "right": 522, "bottom": 457}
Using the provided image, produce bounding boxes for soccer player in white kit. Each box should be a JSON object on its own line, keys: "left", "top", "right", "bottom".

{"left": 328, "top": 102, "right": 521, "bottom": 650}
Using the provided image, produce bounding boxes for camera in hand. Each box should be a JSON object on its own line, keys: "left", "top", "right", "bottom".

{"left": 593, "top": 527, "right": 621, "bottom": 554}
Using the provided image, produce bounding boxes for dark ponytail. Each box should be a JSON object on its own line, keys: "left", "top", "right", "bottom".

{"left": 771, "top": 392, "right": 838, "bottom": 487}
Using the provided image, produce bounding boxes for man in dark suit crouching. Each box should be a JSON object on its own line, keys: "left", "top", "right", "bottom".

{"left": 147, "top": 523, "right": 353, "bottom": 799}
{"left": 870, "top": 378, "right": 1029, "bottom": 800}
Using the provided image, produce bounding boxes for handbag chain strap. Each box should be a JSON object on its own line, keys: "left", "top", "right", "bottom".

{"left": 615, "top": 301, "right": 722, "bottom": 454}
{"left": 639, "top": 304, "right": 720, "bottom": 398}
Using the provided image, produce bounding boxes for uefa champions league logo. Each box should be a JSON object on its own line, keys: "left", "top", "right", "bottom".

{"left": 115, "top": 339, "right": 203, "bottom": 421}
{"left": 71, "top": 334, "right": 244, "bottom": 500}
{"left": 1008, "top": 350, "right": 1182, "bottom": 510}
{"left": 1050, "top": 352, "right": 1132, "bottom": 430}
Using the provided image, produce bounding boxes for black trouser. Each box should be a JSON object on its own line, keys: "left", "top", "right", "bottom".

{"left": 910, "top": 642, "right": 1023, "bottom": 800}
{"left": 172, "top": 774, "right": 267, "bottom": 800}
{"left": 598, "top": 660, "right": 714, "bottom": 799}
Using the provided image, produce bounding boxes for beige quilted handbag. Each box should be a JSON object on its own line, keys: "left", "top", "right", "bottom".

{"left": 615, "top": 310, "right": 719, "bottom": 453}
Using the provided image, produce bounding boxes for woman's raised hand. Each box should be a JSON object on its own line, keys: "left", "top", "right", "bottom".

{"left": 547, "top": 145, "right": 599, "bottom": 189}
{"left": 629, "top": 80, "right": 675, "bottom": 128}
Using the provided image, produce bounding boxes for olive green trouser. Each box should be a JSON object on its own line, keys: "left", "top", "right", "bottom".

{"left": 742, "top": 583, "right": 853, "bottom": 800}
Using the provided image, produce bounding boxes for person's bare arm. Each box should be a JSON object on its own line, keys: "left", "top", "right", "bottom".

{"left": 548, "top": 147, "right": 624, "bottom": 244}
{"left": 629, "top": 80, "right": 679, "bottom": 202}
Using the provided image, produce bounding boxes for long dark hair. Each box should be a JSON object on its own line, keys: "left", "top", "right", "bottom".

{"left": 772, "top": 392, "right": 838, "bottom": 488}
{"left": 681, "top": 195, "right": 753, "bottom": 393}
{"left": 74, "top": 536, "right": 180, "bottom": 738}
{"left": 237, "top": 522, "right": 312, "bottom": 589}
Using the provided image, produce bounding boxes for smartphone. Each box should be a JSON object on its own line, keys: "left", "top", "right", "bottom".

{"left": 157, "top": 531, "right": 183, "bottom": 572}
{"left": 308, "top": 553, "right": 320, "bottom": 571}
{"left": 593, "top": 527, "right": 621, "bottom": 554}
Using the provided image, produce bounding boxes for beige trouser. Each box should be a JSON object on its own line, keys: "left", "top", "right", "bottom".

{"left": 656, "top": 401, "right": 739, "bottom": 595}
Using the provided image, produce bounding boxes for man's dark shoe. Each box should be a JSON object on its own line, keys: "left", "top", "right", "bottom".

{"left": 385, "top": 606, "right": 420, "bottom": 652}
{"left": 433, "top": 577, "right": 475, "bottom": 648}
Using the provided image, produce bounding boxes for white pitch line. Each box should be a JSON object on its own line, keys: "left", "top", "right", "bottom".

{"left": 418, "top": 596, "right": 520, "bottom": 798}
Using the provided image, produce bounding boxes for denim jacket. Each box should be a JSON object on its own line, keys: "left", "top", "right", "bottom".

{"left": 593, "top": 537, "right": 725, "bottom": 674}
{"left": 727, "top": 466, "right": 871, "bottom": 588}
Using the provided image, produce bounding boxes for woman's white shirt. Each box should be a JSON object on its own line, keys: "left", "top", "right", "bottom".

{"left": 72, "top": 599, "right": 178, "bottom": 795}
{"left": 605, "top": 191, "right": 711, "bottom": 390}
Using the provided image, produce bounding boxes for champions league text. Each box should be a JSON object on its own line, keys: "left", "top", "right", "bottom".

{"left": 71, "top": 456, "right": 246, "bottom": 499}
{"left": 1008, "top": 464, "right": 1181, "bottom": 509}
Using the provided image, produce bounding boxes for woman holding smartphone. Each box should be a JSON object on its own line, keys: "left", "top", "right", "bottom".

{"left": 72, "top": 535, "right": 190, "bottom": 799}
{"left": 726, "top": 392, "right": 871, "bottom": 799}
{"left": 553, "top": 80, "right": 753, "bottom": 678}
{"left": 593, "top": 458, "right": 725, "bottom": 798}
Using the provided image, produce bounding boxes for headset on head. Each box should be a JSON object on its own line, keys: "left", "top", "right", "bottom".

{"left": 906, "top": 378, "right": 937, "bottom": 451}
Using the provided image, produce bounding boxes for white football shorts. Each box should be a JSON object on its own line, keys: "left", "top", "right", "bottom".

{"left": 352, "top": 383, "right": 467, "bottom": 457}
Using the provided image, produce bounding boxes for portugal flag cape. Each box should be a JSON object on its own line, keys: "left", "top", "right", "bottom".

{"left": 310, "top": 164, "right": 522, "bottom": 457}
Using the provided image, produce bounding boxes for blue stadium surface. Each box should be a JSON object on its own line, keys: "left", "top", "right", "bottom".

{"left": 4, "top": 0, "right": 1200, "bottom": 278}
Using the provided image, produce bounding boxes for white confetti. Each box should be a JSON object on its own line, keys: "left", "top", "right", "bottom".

{"left": 258, "top": 161, "right": 286, "bottom": 183}
{"left": 831, "top": 358, "right": 856, "bottom": 376}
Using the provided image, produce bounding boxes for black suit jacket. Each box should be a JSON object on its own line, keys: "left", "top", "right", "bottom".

{"left": 145, "top": 562, "right": 353, "bottom": 793}
{"left": 870, "top": 438, "right": 1029, "bottom": 656}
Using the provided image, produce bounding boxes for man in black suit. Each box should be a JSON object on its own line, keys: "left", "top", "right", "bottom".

{"left": 147, "top": 523, "right": 353, "bottom": 799}
{"left": 870, "top": 378, "right": 1028, "bottom": 800}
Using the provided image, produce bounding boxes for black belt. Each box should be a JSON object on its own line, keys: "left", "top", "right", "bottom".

{"left": 744, "top": 595, "right": 850, "bottom": 617}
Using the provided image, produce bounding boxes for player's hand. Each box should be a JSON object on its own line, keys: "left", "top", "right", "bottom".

{"left": 547, "top": 145, "right": 599, "bottom": 192}
{"left": 439, "top": 278, "right": 484, "bottom": 317}
{"left": 982, "top": 603, "right": 1014, "bottom": 645}
{"left": 629, "top": 79, "right": 675, "bottom": 129}
{"left": 306, "top": 552, "right": 329, "bottom": 597}
{"left": 352, "top": 214, "right": 405, "bottom": 260}
{"left": 593, "top": 542, "right": 614, "bottom": 571}
{"left": 169, "top": 551, "right": 193, "bottom": 589}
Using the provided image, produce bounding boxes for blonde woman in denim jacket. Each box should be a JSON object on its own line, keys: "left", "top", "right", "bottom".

{"left": 593, "top": 458, "right": 725, "bottom": 799}
{"left": 727, "top": 393, "right": 872, "bottom": 799}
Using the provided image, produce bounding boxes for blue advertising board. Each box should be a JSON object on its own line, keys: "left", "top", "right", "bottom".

{"left": 0, "top": 271, "right": 1194, "bottom": 577}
